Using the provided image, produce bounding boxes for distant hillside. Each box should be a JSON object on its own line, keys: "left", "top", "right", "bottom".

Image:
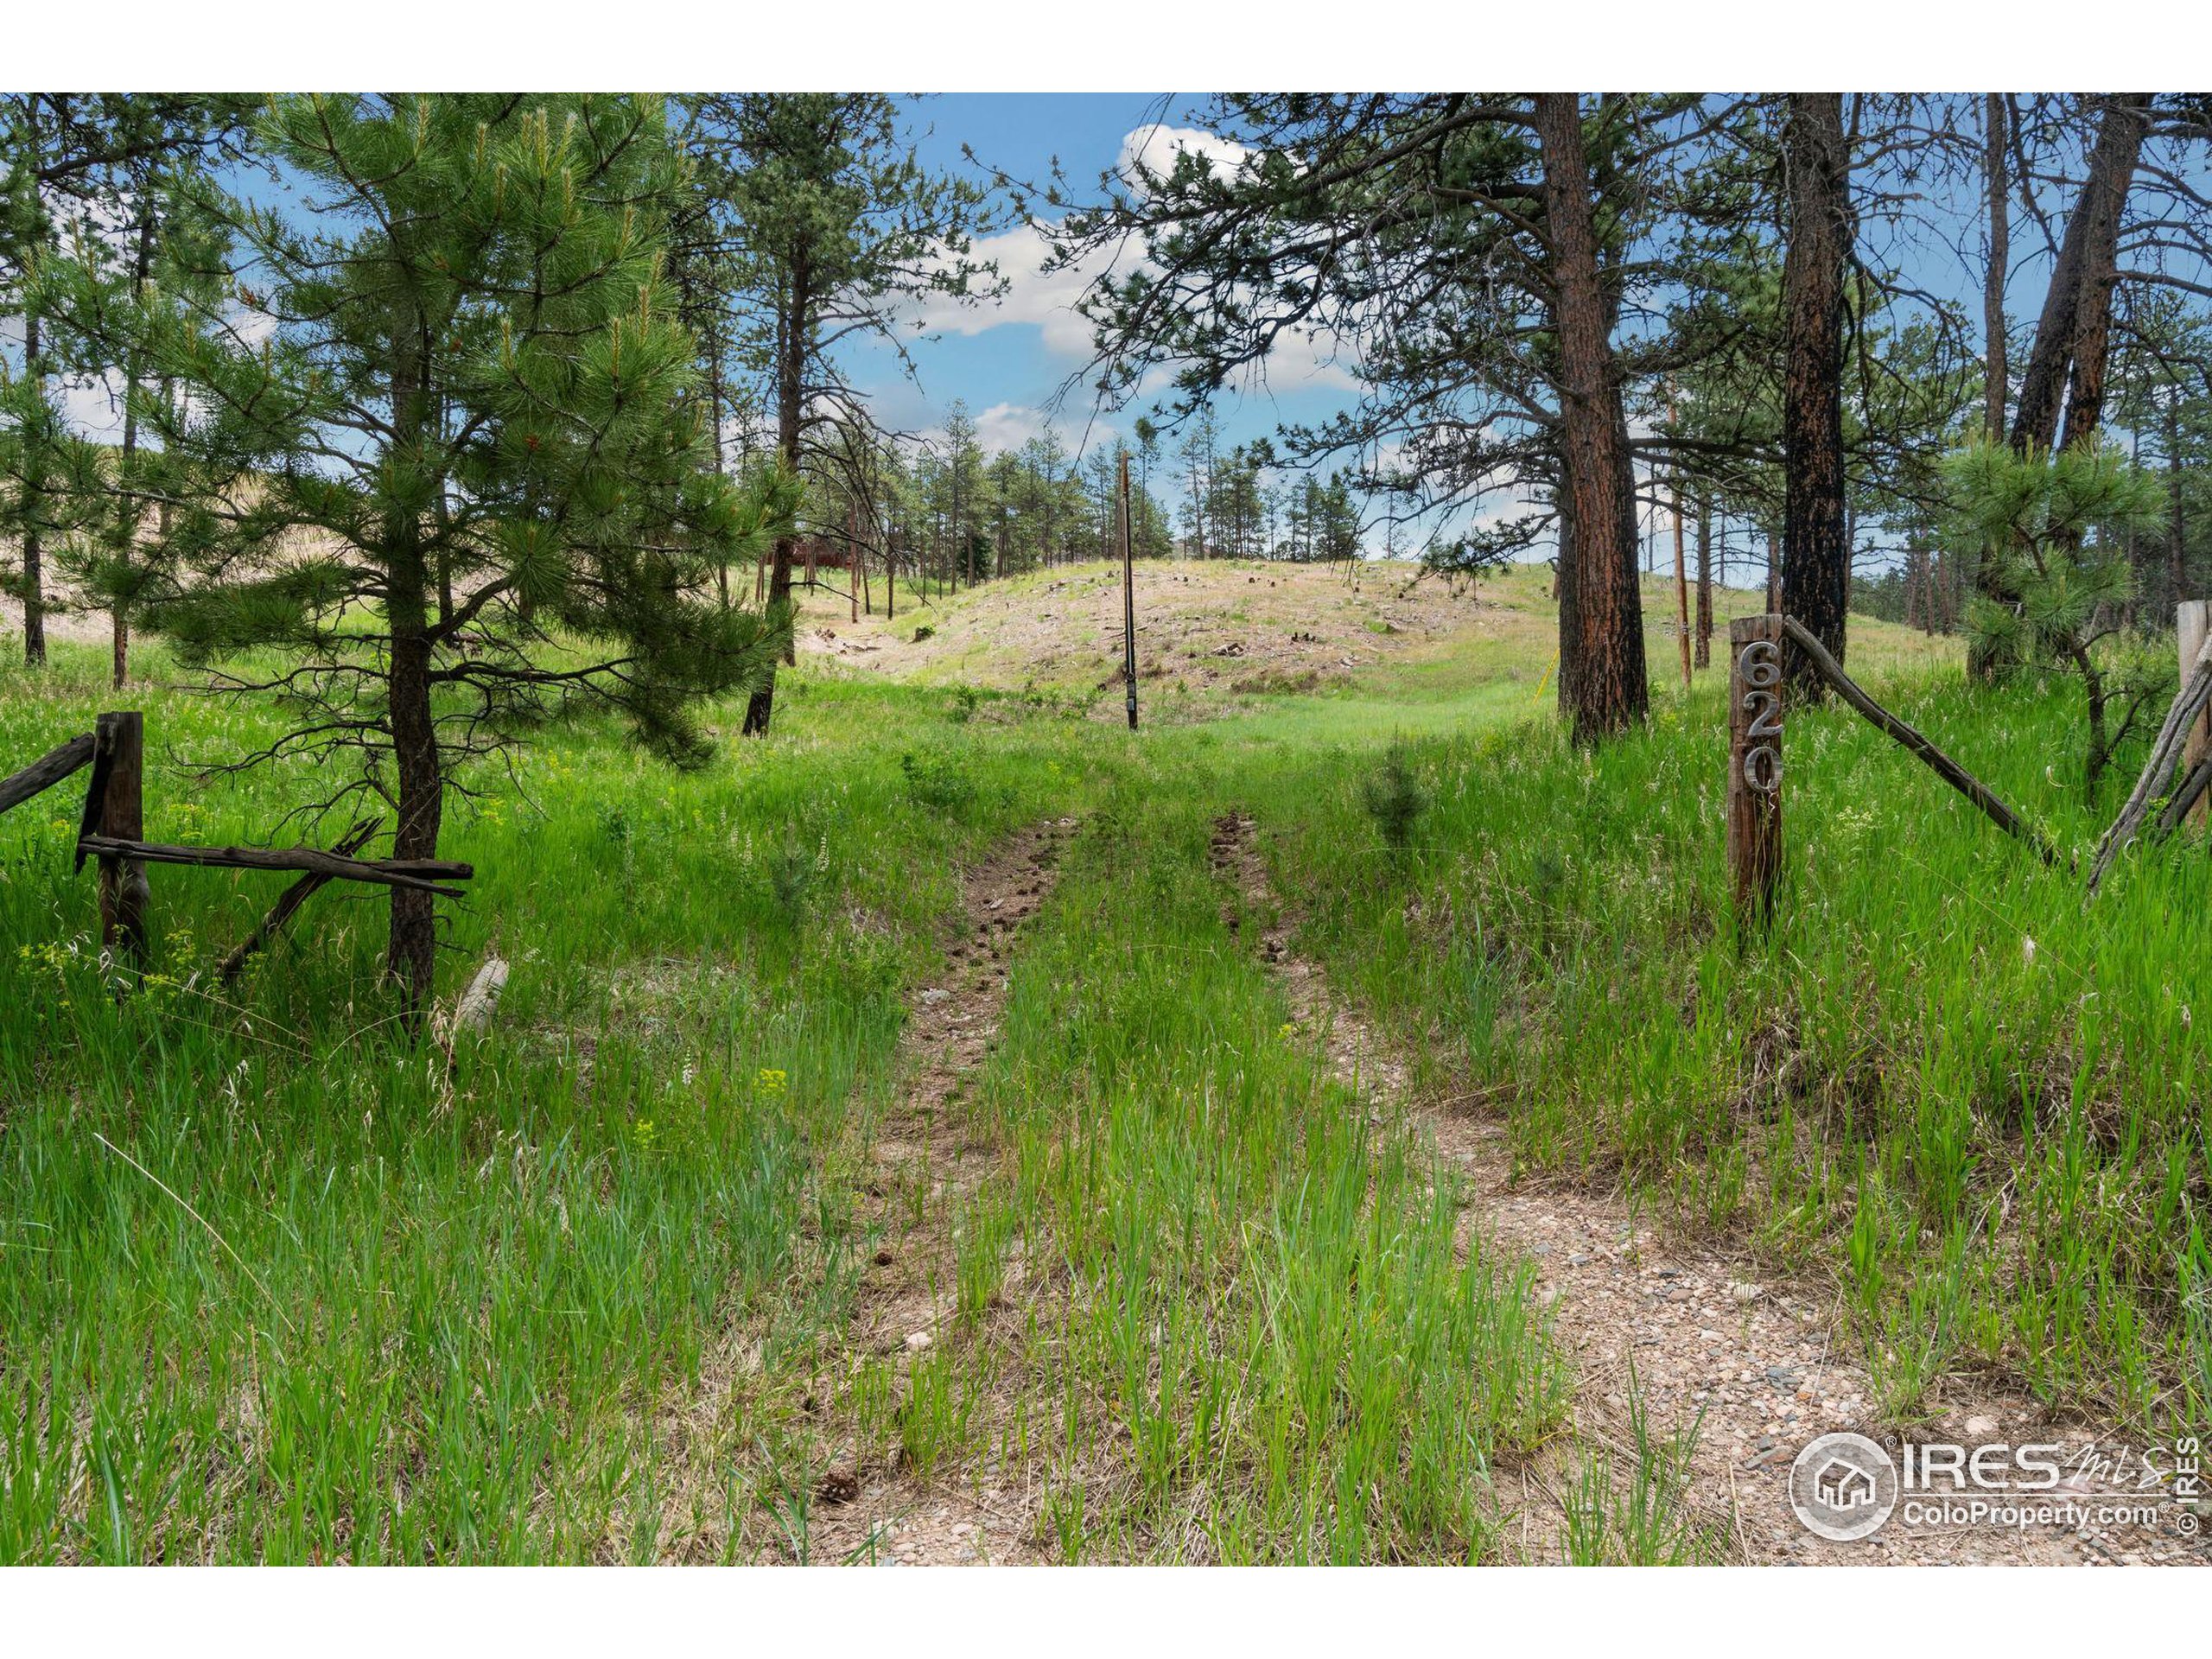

{"left": 790, "top": 557, "right": 1959, "bottom": 720}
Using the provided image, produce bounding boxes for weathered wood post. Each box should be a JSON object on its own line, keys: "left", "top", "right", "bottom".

{"left": 1728, "top": 615, "right": 1784, "bottom": 931}
{"left": 1120, "top": 451, "right": 1139, "bottom": 731}
{"left": 2182, "top": 600, "right": 2209, "bottom": 833}
{"left": 92, "top": 711, "right": 150, "bottom": 960}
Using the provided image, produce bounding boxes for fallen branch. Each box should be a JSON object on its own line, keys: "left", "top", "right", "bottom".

{"left": 74, "top": 834, "right": 473, "bottom": 899}
{"left": 0, "top": 733, "right": 95, "bottom": 816}
{"left": 215, "top": 818, "right": 380, "bottom": 983}
{"left": 2088, "top": 626, "right": 2212, "bottom": 893}
{"left": 1778, "top": 616, "right": 2060, "bottom": 868}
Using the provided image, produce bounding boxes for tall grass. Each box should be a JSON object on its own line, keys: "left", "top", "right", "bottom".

{"left": 1257, "top": 666, "right": 2212, "bottom": 1433}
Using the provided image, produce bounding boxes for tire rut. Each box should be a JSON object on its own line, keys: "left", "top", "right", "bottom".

{"left": 807, "top": 816, "right": 1077, "bottom": 1566}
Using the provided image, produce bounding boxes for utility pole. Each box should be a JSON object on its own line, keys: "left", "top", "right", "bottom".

{"left": 1121, "top": 452, "right": 1139, "bottom": 730}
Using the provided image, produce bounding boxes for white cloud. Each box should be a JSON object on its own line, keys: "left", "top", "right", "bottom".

{"left": 906, "top": 219, "right": 1106, "bottom": 361}
{"left": 973, "top": 401, "right": 1052, "bottom": 454}
{"left": 1116, "top": 124, "right": 1251, "bottom": 185}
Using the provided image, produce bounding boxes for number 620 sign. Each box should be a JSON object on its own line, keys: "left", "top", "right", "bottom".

{"left": 1738, "top": 639, "right": 1783, "bottom": 793}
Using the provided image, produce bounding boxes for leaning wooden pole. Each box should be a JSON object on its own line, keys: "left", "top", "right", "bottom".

{"left": 2088, "top": 622, "right": 2212, "bottom": 892}
{"left": 1120, "top": 452, "right": 1139, "bottom": 731}
{"left": 1727, "top": 615, "right": 1785, "bottom": 931}
{"left": 1778, "top": 615, "right": 2059, "bottom": 868}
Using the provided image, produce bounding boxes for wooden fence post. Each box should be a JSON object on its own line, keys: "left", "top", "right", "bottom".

{"left": 93, "top": 711, "right": 150, "bottom": 960}
{"left": 2182, "top": 601, "right": 2209, "bottom": 833}
{"left": 1728, "top": 614, "right": 1784, "bottom": 931}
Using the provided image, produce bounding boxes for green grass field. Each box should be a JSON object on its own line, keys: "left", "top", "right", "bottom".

{"left": 1, "top": 566, "right": 2204, "bottom": 1561}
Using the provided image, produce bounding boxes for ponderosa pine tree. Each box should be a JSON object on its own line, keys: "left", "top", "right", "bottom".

{"left": 120, "top": 94, "right": 790, "bottom": 1013}
{"left": 682, "top": 94, "right": 1000, "bottom": 736}
{"left": 0, "top": 94, "right": 250, "bottom": 668}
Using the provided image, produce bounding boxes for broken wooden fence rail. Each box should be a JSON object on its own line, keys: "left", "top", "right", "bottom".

{"left": 73, "top": 834, "right": 474, "bottom": 899}
{"left": 6, "top": 710, "right": 479, "bottom": 975}
{"left": 0, "top": 732, "right": 96, "bottom": 817}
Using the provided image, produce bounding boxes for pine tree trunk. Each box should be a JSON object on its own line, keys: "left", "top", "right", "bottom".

{"left": 2010, "top": 95, "right": 2150, "bottom": 457}
{"left": 1983, "top": 94, "right": 2010, "bottom": 443}
{"left": 744, "top": 264, "right": 809, "bottom": 737}
{"left": 2057, "top": 97, "right": 2152, "bottom": 453}
{"left": 112, "top": 180, "right": 159, "bottom": 690}
{"left": 21, "top": 304, "right": 47, "bottom": 668}
{"left": 18, "top": 102, "right": 48, "bottom": 669}
{"left": 2173, "top": 397, "right": 2190, "bottom": 604}
{"left": 1534, "top": 93, "right": 1646, "bottom": 743}
{"left": 384, "top": 347, "right": 442, "bottom": 1015}
{"left": 1972, "top": 95, "right": 2150, "bottom": 682}
{"left": 1780, "top": 93, "right": 1853, "bottom": 695}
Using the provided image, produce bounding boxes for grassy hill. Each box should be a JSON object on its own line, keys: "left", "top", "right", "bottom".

{"left": 795, "top": 556, "right": 1955, "bottom": 736}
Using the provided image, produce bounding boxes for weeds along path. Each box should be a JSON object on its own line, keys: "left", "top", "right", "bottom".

{"left": 808, "top": 816, "right": 1076, "bottom": 1566}
{"left": 1207, "top": 810, "right": 2197, "bottom": 1567}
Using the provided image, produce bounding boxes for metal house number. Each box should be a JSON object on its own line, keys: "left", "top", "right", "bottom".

{"left": 1738, "top": 639, "right": 1783, "bottom": 793}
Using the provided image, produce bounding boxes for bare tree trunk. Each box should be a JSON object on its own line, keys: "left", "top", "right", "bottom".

{"left": 1535, "top": 92, "right": 1646, "bottom": 743}
{"left": 2057, "top": 97, "right": 2152, "bottom": 453}
{"left": 21, "top": 305, "right": 48, "bottom": 668}
{"left": 1983, "top": 93, "right": 2010, "bottom": 443}
{"left": 744, "top": 264, "right": 809, "bottom": 737}
{"left": 1781, "top": 93, "right": 1853, "bottom": 695}
{"left": 2171, "top": 394, "right": 2189, "bottom": 604}
{"left": 384, "top": 344, "right": 441, "bottom": 1014}
{"left": 111, "top": 172, "right": 161, "bottom": 690}
{"left": 1974, "top": 102, "right": 2148, "bottom": 678}
{"left": 2010, "top": 94, "right": 2151, "bottom": 456}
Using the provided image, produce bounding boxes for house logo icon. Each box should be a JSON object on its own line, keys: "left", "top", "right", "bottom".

{"left": 1789, "top": 1432, "right": 1898, "bottom": 1541}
